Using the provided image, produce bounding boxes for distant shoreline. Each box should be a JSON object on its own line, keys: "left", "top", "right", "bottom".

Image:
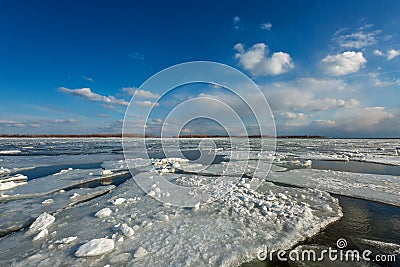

{"left": 0, "top": 134, "right": 325, "bottom": 138}
{"left": 0, "top": 134, "right": 399, "bottom": 139}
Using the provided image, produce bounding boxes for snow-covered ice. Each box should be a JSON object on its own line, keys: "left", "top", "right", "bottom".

{"left": 0, "top": 176, "right": 342, "bottom": 266}
{"left": 266, "top": 168, "right": 400, "bottom": 206}
{"left": 1, "top": 137, "right": 398, "bottom": 266}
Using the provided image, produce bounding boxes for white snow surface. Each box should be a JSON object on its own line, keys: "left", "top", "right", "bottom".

{"left": 0, "top": 176, "right": 342, "bottom": 266}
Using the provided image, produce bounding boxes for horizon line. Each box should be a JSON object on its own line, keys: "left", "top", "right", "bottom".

{"left": 0, "top": 134, "right": 399, "bottom": 139}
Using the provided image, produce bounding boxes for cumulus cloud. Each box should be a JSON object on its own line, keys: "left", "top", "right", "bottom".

{"left": 122, "top": 87, "right": 159, "bottom": 98}
{"left": 269, "top": 89, "right": 359, "bottom": 112}
{"left": 260, "top": 22, "right": 272, "bottom": 30}
{"left": 321, "top": 51, "right": 366, "bottom": 76}
{"left": 59, "top": 87, "right": 129, "bottom": 107}
{"left": 263, "top": 77, "right": 358, "bottom": 112}
{"left": 334, "top": 106, "right": 395, "bottom": 132}
{"left": 234, "top": 43, "right": 294, "bottom": 76}
{"left": 373, "top": 49, "right": 400, "bottom": 60}
{"left": 278, "top": 106, "right": 399, "bottom": 138}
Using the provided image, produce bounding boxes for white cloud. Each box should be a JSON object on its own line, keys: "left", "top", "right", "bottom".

{"left": 234, "top": 43, "right": 294, "bottom": 76}
{"left": 334, "top": 106, "right": 395, "bottom": 132}
{"left": 122, "top": 87, "right": 159, "bottom": 99}
{"left": 263, "top": 77, "right": 359, "bottom": 112}
{"left": 284, "top": 122, "right": 309, "bottom": 127}
{"left": 373, "top": 49, "right": 384, "bottom": 56}
{"left": 135, "top": 100, "right": 160, "bottom": 107}
{"left": 280, "top": 112, "right": 308, "bottom": 119}
{"left": 321, "top": 51, "right": 366, "bottom": 76}
{"left": 82, "top": 76, "right": 93, "bottom": 82}
{"left": 260, "top": 22, "right": 272, "bottom": 30}
{"left": 59, "top": 87, "right": 129, "bottom": 106}
{"left": 52, "top": 118, "right": 77, "bottom": 123}
{"left": 387, "top": 49, "right": 400, "bottom": 60}
{"left": 333, "top": 28, "right": 380, "bottom": 49}
{"left": 129, "top": 52, "right": 144, "bottom": 60}
{"left": 313, "top": 120, "right": 336, "bottom": 126}
{"left": 0, "top": 120, "right": 25, "bottom": 127}
{"left": 369, "top": 73, "right": 392, "bottom": 87}
{"left": 233, "top": 16, "right": 241, "bottom": 30}
{"left": 373, "top": 49, "right": 400, "bottom": 60}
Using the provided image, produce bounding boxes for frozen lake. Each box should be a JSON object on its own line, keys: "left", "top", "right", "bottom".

{"left": 0, "top": 138, "right": 399, "bottom": 266}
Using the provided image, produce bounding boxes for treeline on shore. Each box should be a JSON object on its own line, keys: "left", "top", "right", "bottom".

{"left": 0, "top": 134, "right": 327, "bottom": 139}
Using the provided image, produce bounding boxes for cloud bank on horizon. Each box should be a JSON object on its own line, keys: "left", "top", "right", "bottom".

{"left": 0, "top": 1, "right": 399, "bottom": 137}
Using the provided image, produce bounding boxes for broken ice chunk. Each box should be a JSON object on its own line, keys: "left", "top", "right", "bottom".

{"left": 120, "top": 223, "right": 134, "bottom": 237}
{"left": 32, "top": 229, "right": 48, "bottom": 241}
{"left": 94, "top": 207, "right": 112, "bottom": 218}
{"left": 134, "top": 247, "right": 148, "bottom": 258}
{"left": 28, "top": 212, "right": 55, "bottom": 234}
{"left": 75, "top": 238, "right": 114, "bottom": 257}
{"left": 102, "top": 170, "right": 113, "bottom": 176}
{"left": 41, "top": 199, "right": 54, "bottom": 205}
{"left": 55, "top": 236, "right": 77, "bottom": 244}
{"left": 111, "top": 198, "right": 126, "bottom": 205}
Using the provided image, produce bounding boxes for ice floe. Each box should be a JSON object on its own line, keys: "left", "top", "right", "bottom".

{"left": 0, "top": 168, "right": 128, "bottom": 201}
{"left": 0, "top": 150, "right": 21, "bottom": 155}
{"left": 0, "top": 185, "right": 115, "bottom": 236}
{"left": 267, "top": 168, "right": 400, "bottom": 206}
{"left": 360, "top": 239, "right": 400, "bottom": 255}
{"left": 0, "top": 167, "right": 11, "bottom": 175}
{"left": 0, "top": 174, "right": 28, "bottom": 191}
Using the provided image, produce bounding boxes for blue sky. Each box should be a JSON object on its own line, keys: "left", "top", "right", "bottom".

{"left": 1, "top": 0, "right": 400, "bottom": 137}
